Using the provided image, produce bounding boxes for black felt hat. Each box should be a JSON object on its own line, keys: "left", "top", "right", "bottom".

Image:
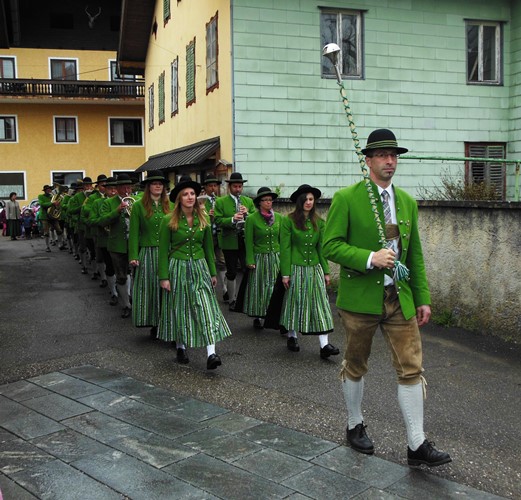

{"left": 361, "top": 129, "right": 408, "bottom": 156}
{"left": 169, "top": 175, "right": 202, "bottom": 203}
{"left": 115, "top": 173, "right": 133, "bottom": 185}
{"left": 104, "top": 176, "right": 118, "bottom": 187}
{"left": 290, "top": 184, "right": 322, "bottom": 203}
{"left": 225, "top": 172, "right": 247, "bottom": 184}
{"left": 82, "top": 176, "right": 93, "bottom": 184}
{"left": 95, "top": 174, "right": 108, "bottom": 184}
{"left": 143, "top": 169, "right": 169, "bottom": 185}
{"left": 202, "top": 176, "right": 222, "bottom": 185}
{"left": 253, "top": 186, "right": 278, "bottom": 206}
{"left": 42, "top": 185, "right": 53, "bottom": 191}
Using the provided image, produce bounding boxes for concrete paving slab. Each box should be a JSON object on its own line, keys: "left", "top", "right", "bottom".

{"left": 71, "top": 450, "right": 214, "bottom": 500}
{"left": 29, "top": 429, "right": 114, "bottom": 464}
{"left": 163, "top": 452, "right": 294, "bottom": 499}
{"left": 351, "top": 487, "right": 404, "bottom": 499}
{"left": 61, "top": 366, "right": 124, "bottom": 385}
{"left": 237, "top": 422, "right": 338, "bottom": 460}
{"left": 205, "top": 412, "right": 262, "bottom": 434}
{"left": 169, "top": 397, "right": 231, "bottom": 422}
{"left": 28, "top": 372, "right": 105, "bottom": 399}
{"left": 0, "top": 438, "right": 56, "bottom": 475}
{"left": 21, "top": 393, "right": 93, "bottom": 421}
{"left": 128, "top": 386, "right": 190, "bottom": 410}
{"left": 0, "top": 473, "right": 39, "bottom": 500}
{"left": 93, "top": 375, "right": 156, "bottom": 396}
{"left": 0, "top": 381, "right": 52, "bottom": 402}
{"left": 9, "top": 460, "right": 123, "bottom": 500}
{"left": 178, "top": 427, "right": 263, "bottom": 463}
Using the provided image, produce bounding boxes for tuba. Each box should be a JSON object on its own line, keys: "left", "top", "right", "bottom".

{"left": 47, "top": 184, "right": 68, "bottom": 220}
{"left": 121, "top": 196, "right": 134, "bottom": 217}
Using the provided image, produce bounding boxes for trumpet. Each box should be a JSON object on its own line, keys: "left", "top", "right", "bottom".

{"left": 121, "top": 196, "right": 134, "bottom": 217}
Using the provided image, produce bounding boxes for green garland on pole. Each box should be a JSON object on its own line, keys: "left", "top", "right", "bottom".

{"left": 335, "top": 80, "right": 410, "bottom": 282}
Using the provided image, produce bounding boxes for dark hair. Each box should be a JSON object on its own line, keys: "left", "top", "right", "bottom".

{"left": 9, "top": 192, "right": 16, "bottom": 199}
{"left": 288, "top": 192, "right": 319, "bottom": 231}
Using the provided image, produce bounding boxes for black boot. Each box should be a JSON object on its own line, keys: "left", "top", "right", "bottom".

{"left": 346, "top": 423, "right": 374, "bottom": 455}
{"left": 407, "top": 440, "right": 452, "bottom": 467}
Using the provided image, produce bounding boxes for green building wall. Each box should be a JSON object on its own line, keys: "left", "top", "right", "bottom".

{"left": 232, "top": 0, "right": 517, "bottom": 199}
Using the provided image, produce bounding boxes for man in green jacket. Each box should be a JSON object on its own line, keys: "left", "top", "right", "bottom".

{"left": 323, "top": 129, "right": 451, "bottom": 467}
{"left": 38, "top": 184, "right": 65, "bottom": 252}
{"left": 214, "top": 172, "right": 255, "bottom": 311}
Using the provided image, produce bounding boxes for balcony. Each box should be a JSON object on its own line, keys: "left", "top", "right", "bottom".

{"left": 0, "top": 78, "right": 144, "bottom": 100}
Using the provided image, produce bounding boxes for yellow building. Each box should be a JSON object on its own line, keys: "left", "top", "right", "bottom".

{"left": 0, "top": 0, "right": 145, "bottom": 204}
{"left": 118, "top": 0, "right": 232, "bottom": 185}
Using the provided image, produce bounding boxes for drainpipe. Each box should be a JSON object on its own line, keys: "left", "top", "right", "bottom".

{"left": 515, "top": 162, "right": 520, "bottom": 202}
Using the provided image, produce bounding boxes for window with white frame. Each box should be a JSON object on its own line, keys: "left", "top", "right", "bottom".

{"left": 0, "top": 116, "right": 17, "bottom": 142}
{"left": 109, "top": 61, "right": 139, "bottom": 81}
{"left": 50, "top": 58, "right": 78, "bottom": 80}
{"left": 109, "top": 118, "right": 143, "bottom": 146}
{"left": 0, "top": 172, "right": 25, "bottom": 200}
{"left": 171, "top": 56, "right": 179, "bottom": 116}
{"left": 466, "top": 21, "right": 502, "bottom": 85}
{"left": 52, "top": 171, "right": 84, "bottom": 187}
{"left": 206, "top": 13, "right": 218, "bottom": 92}
{"left": 320, "top": 9, "right": 363, "bottom": 79}
{"left": 465, "top": 142, "right": 506, "bottom": 199}
{"left": 148, "top": 84, "right": 154, "bottom": 130}
{"left": 54, "top": 117, "right": 77, "bottom": 143}
{"left": 0, "top": 57, "right": 15, "bottom": 78}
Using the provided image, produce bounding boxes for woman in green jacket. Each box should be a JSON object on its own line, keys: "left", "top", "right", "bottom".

{"left": 280, "top": 184, "right": 339, "bottom": 359}
{"left": 158, "top": 177, "right": 231, "bottom": 369}
{"left": 129, "top": 170, "right": 172, "bottom": 338}
{"left": 243, "top": 187, "right": 282, "bottom": 329}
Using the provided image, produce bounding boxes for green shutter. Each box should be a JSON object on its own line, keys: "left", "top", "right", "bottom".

{"left": 186, "top": 39, "right": 196, "bottom": 105}
{"left": 158, "top": 72, "right": 165, "bottom": 123}
{"left": 163, "top": 0, "right": 170, "bottom": 23}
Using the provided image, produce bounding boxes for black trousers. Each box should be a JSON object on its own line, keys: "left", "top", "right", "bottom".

{"left": 222, "top": 237, "right": 246, "bottom": 281}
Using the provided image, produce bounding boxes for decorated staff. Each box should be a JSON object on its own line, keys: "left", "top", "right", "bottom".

{"left": 322, "top": 44, "right": 451, "bottom": 467}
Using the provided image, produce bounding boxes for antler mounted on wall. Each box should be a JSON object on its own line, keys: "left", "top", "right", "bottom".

{"left": 85, "top": 6, "right": 102, "bottom": 29}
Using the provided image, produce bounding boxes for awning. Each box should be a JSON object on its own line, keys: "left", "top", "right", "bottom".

{"left": 135, "top": 137, "right": 220, "bottom": 173}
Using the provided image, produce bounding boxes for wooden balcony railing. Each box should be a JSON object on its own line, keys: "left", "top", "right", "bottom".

{"left": 0, "top": 78, "right": 144, "bottom": 99}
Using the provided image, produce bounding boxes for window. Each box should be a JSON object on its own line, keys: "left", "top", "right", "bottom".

{"left": 465, "top": 143, "right": 506, "bottom": 199}
{"left": 171, "top": 57, "right": 179, "bottom": 116}
{"left": 320, "top": 9, "right": 363, "bottom": 79}
{"left": 163, "top": 0, "right": 171, "bottom": 24}
{"left": 148, "top": 84, "right": 154, "bottom": 130}
{"left": 0, "top": 116, "right": 17, "bottom": 142}
{"left": 0, "top": 172, "right": 25, "bottom": 200}
{"left": 158, "top": 72, "right": 165, "bottom": 124}
{"left": 466, "top": 21, "right": 502, "bottom": 84}
{"left": 50, "top": 58, "right": 78, "bottom": 80}
{"left": 206, "top": 13, "right": 218, "bottom": 93}
{"left": 109, "top": 118, "right": 143, "bottom": 146}
{"left": 54, "top": 117, "right": 77, "bottom": 143}
{"left": 186, "top": 38, "right": 196, "bottom": 106}
{"left": 0, "top": 57, "right": 15, "bottom": 78}
{"left": 109, "top": 61, "right": 139, "bottom": 81}
{"left": 52, "top": 171, "right": 83, "bottom": 187}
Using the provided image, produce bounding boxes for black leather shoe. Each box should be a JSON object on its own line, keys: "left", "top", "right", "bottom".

{"left": 228, "top": 300, "right": 237, "bottom": 312}
{"left": 91, "top": 272, "right": 99, "bottom": 280}
{"left": 177, "top": 348, "right": 189, "bottom": 364}
{"left": 207, "top": 354, "right": 222, "bottom": 370}
{"left": 121, "top": 306, "right": 131, "bottom": 318}
{"left": 287, "top": 337, "right": 300, "bottom": 352}
{"left": 320, "top": 343, "right": 340, "bottom": 359}
{"left": 109, "top": 295, "right": 118, "bottom": 306}
{"left": 347, "top": 423, "right": 374, "bottom": 455}
{"left": 407, "top": 440, "right": 452, "bottom": 467}
{"left": 150, "top": 326, "right": 157, "bottom": 339}
{"left": 253, "top": 318, "right": 263, "bottom": 329}
{"left": 46, "top": 247, "right": 51, "bottom": 253}
{"left": 81, "top": 267, "right": 88, "bottom": 274}
{"left": 223, "top": 291, "right": 229, "bottom": 303}
{"left": 280, "top": 326, "right": 288, "bottom": 335}
{"left": 59, "top": 245, "right": 66, "bottom": 251}
{"left": 99, "top": 279, "right": 108, "bottom": 288}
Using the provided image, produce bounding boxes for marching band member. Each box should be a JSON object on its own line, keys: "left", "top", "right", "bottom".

{"left": 38, "top": 184, "right": 66, "bottom": 252}
{"left": 68, "top": 177, "right": 94, "bottom": 271}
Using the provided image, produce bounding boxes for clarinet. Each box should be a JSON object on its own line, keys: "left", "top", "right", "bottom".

{"left": 235, "top": 196, "right": 247, "bottom": 236}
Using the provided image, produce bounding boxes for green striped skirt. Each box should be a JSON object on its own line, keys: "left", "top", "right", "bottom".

{"left": 244, "top": 252, "right": 280, "bottom": 317}
{"left": 280, "top": 264, "right": 334, "bottom": 335}
{"left": 132, "top": 246, "right": 160, "bottom": 328}
{"left": 158, "top": 258, "right": 232, "bottom": 347}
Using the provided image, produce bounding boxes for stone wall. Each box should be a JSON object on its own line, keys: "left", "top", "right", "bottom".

{"left": 273, "top": 199, "right": 521, "bottom": 343}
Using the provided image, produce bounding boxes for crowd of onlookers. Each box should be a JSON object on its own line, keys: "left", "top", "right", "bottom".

{"left": 0, "top": 196, "right": 55, "bottom": 240}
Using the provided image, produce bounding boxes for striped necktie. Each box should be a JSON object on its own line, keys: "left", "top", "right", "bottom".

{"left": 381, "top": 190, "right": 392, "bottom": 225}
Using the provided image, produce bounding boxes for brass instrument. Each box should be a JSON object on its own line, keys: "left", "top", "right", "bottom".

{"left": 47, "top": 183, "right": 68, "bottom": 220}
{"left": 121, "top": 196, "right": 134, "bottom": 217}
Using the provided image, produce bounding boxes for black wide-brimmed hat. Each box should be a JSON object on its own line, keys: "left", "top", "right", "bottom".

{"left": 115, "top": 173, "right": 133, "bottom": 185}
{"left": 42, "top": 184, "right": 52, "bottom": 191}
{"left": 202, "top": 176, "right": 221, "bottom": 185}
{"left": 95, "top": 174, "right": 108, "bottom": 184}
{"left": 104, "top": 176, "right": 118, "bottom": 187}
{"left": 70, "top": 182, "right": 78, "bottom": 189}
{"left": 225, "top": 172, "right": 247, "bottom": 184}
{"left": 143, "top": 169, "right": 169, "bottom": 185}
{"left": 82, "top": 176, "right": 93, "bottom": 184}
{"left": 361, "top": 128, "right": 408, "bottom": 156}
{"left": 290, "top": 184, "right": 322, "bottom": 203}
{"left": 254, "top": 186, "right": 278, "bottom": 206}
{"left": 169, "top": 175, "right": 202, "bottom": 203}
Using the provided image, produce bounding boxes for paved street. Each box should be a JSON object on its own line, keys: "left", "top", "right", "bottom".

{"left": 0, "top": 235, "right": 520, "bottom": 499}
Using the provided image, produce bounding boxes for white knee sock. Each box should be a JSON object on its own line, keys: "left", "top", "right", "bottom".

{"left": 116, "top": 283, "right": 130, "bottom": 308}
{"left": 218, "top": 270, "right": 227, "bottom": 292}
{"left": 318, "top": 334, "right": 329, "bottom": 348}
{"left": 287, "top": 330, "right": 297, "bottom": 338}
{"left": 226, "top": 279, "right": 236, "bottom": 302}
{"left": 342, "top": 378, "right": 364, "bottom": 429}
{"left": 107, "top": 275, "right": 117, "bottom": 296}
{"left": 177, "top": 342, "right": 186, "bottom": 350}
{"left": 206, "top": 344, "right": 216, "bottom": 357}
{"left": 398, "top": 382, "right": 426, "bottom": 451}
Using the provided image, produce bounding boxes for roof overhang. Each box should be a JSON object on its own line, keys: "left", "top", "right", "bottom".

{"left": 136, "top": 137, "right": 221, "bottom": 173}
{"left": 117, "top": 0, "right": 156, "bottom": 76}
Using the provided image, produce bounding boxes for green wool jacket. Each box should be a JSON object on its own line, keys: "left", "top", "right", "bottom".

{"left": 244, "top": 210, "right": 282, "bottom": 266}
{"left": 280, "top": 216, "right": 329, "bottom": 277}
{"left": 81, "top": 190, "right": 103, "bottom": 238}
{"left": 89, "top": 195, "right": 109, "bottom": 247}
{"left": 37, "top": 193, "right": 52, "bottom": 221}
{"left": 323, "top": 180, "right": 431, "bottom": 320}
{"left": 128, "top": 199, "right": 173, "bottom": 261}
{"left": 214, "top": 194, "right": 255, "bottom": 250}
{"left": 99, "top": 195, "right": 134, "bottom": 254}
{"left": 61, "top": 194, "right": 72, "bottom": 224}
{"left": 67, "top": 191, "right": 87, "bottom": 231}
{"left": 157, "top": 213, "right": 216, "bottom": 280}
